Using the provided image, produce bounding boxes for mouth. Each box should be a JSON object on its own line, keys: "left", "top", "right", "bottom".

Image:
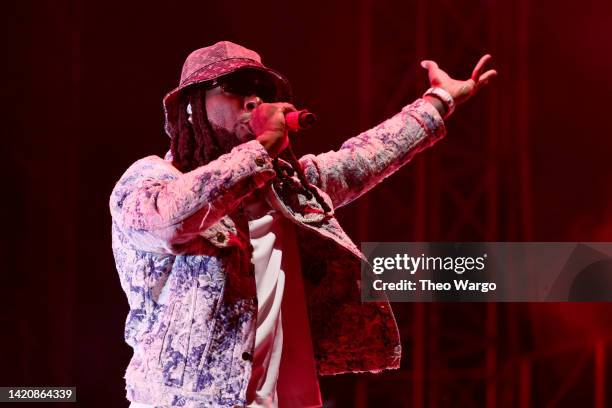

{"left": 235, "top": 112, "right": 255, "bottom": 141}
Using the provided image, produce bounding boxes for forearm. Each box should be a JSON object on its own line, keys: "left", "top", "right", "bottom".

{"left": 299, "top": 98, "right": 446, "bottom": 209}
{"left": 110, "top": 140, "right": 275, "bottom": 245}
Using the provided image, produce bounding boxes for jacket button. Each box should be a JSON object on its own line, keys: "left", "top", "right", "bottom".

{"left": 216, "top": 232, "right": 226, "bottom": 243}
{"left": 254, "top": 157, "right": 266, "bottom": 167}
{"left": 241, "top": 352, "right": 252, "bottom": 361}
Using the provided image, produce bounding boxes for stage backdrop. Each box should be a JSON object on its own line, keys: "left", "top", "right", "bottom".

{"left": 4, "top": 0, "right": 612, "bottom": 406}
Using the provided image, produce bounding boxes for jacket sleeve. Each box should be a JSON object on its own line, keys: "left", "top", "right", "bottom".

{"left": 298, "top": 98, "right": 446, "bottom": 209}
{"left": 109, "top": 140, "right": 276, "bottom": 253}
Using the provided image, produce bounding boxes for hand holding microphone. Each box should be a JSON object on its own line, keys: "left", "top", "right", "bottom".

{"left": 284, "top": 110, "right": 317, "bottom": 131}
{"left": 251, "top": 103, "right": 316, "bottom": 157}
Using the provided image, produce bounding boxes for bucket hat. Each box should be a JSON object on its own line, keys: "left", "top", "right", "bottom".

{"left": 163, "top": 41, "right": 292, "bottom": 139}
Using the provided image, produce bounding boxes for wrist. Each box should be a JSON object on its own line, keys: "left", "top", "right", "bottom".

{"left": 256, "top": 131, "right": 287, "bottom": 158}
{"left": 423, "top": 87, "right": 455, "bottom": 119}
{"left": 423, "top": 95, "right": 447, "bottom": 118}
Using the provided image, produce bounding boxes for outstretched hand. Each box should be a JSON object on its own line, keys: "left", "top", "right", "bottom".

{"left": 421, "top": 54, "right": 497, "bottom": 105}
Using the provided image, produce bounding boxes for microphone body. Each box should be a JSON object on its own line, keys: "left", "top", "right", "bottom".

{"left": 285, "top": 110, "right": 317, "bottom": 131}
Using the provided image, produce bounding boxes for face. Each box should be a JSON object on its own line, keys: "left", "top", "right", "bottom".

{"left": 202, "top": 70, "right": 278, "bottom": 147}
{"left": 204, "top": 86, "right": 257, "bottom": 145}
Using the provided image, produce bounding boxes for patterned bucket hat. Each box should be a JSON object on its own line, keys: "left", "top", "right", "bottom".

{"left": 163, "top": 41, "right": 292, "bottom": 139}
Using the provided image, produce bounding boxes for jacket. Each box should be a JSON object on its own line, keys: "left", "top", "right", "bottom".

{"left": 109, "top": 98, "right": 445, "bottom": 407}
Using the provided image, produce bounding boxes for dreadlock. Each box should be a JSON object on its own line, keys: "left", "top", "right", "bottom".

{"left": 171, "top": 86, "right": 222, "bottom": 173}
{"left": 170, "top": 85, "right": 331, "bottom": 214}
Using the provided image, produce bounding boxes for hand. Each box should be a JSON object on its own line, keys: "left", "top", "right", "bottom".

{"left": 421, "top": 54, "right": 497, "bottom": 105}
{"left": 251, "top": 102, "right": 296, "bottom": 158}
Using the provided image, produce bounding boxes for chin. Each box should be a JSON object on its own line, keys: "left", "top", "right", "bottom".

{"left": 233, "top": 121, "right": 256, "bottom": 144}
{"left": 210, "top": 122, "right": 254, "bottom": 154}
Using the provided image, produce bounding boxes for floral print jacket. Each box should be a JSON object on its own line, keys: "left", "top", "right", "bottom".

{"left": 109, "top": 99, "right": 445, "bottom": 407}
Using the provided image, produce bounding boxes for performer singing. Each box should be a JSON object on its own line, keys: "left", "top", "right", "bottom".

{"left": 110, "top": 41, "right": 496, "bottom": 408}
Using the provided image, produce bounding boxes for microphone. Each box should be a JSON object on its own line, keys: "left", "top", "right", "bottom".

{"left": 285, "top": 110, "right": 317, "bottom": 131}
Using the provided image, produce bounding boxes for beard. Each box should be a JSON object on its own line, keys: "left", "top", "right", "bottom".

{"left": 209, "top": 112, "right": 256, "bottom": 155}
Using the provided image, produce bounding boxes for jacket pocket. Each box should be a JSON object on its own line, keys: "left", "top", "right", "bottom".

{"left": 155, "top": 257, "right": 226, "bottom": 391}
{"left": 192, "top": 274, "right": 226, "bottom": 392}
{"left": 157, "top": 300, "right": 192, "bottom": 387}
{"left": 157, "top": 276, "right": 222, "bottom": 389}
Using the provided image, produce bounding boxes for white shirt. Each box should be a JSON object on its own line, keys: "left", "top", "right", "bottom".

{"left": 243, "top": 193, "right": 321, "bottom": 408}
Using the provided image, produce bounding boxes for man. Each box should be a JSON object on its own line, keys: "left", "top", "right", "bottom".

{"left": 110, "top": 41, "right": 496, "bottom": 408}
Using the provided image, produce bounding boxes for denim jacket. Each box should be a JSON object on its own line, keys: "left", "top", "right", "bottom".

{"left": 110, "top": 99, "right": 445, "bottom": 407}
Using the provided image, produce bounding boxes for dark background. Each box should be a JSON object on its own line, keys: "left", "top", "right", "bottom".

{"left": 4, "top": 0, "right": 612, "bottom": 406}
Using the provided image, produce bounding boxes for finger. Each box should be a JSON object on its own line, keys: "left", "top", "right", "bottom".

{"left": 276, "top": 102, "right": 297, "bottom": 113}
{"left": 474, "top": 70, "right": 497, "bottom": 92}
{"left": 474, "top": 79, "right": 489, "bottom": 92}
{"left": 420, "top": 60, "right": 439, "bottom": 71}
{"left": 421, "top": 60, "right": 443, "bottom": 85}
{"left": 471, "top": 54, "right": 492, "bottom": 80}
{"left": 478, "top": 69, "right": 497, "bottom": 83}
{"left": 474, "top": 71, "right": 499, "bottom": 92}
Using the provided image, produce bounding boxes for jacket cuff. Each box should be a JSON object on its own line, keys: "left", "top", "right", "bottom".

{"left": 402, "top": 98, "right": 447, "bottom": 145}
{"left": 234, "top": 139, "right": 275, "bottom": 188}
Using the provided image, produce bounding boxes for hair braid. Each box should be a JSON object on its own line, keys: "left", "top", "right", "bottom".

{"left": 189, "top": 88, "right": 221, "bottom": 165}
{"left": 170, "top": 109, "right": 182, "bottom": 167}
{"left": 171, "top": 86, "right": 221, "bottom": 172}
{"left": 173, "top": 97, "right": 196, "bottom": 172}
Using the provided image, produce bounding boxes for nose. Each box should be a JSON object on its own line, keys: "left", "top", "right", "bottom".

{"left": 244, "top": 95, "right": 262, "bottom": 111}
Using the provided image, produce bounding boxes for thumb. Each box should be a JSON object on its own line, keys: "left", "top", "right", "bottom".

{"left": 420, "top": 60, "right": 438, "bottom": 70}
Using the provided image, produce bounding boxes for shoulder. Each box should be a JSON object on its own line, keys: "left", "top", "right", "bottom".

{"left": 118, "top": 155, "right": 180, "bottom": 185}
{"left": 109, "top": 155, "right": 180, "bottom": 211}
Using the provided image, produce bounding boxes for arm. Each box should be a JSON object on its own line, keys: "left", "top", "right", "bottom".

{"left": 300, "top": 54, "right": 498, "bottom": 209}
{"left": 299, "top": 98, "right": 445, "bottom": 209}
{"left": 109, "top": 140, "right": 275, "bottom": 253}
